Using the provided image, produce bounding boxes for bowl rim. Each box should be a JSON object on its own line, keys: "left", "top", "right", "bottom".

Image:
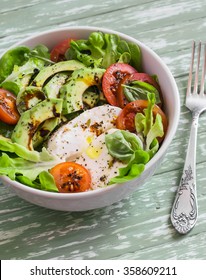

{"left": 0, "top": 25, "right": 180, "bottom": 199}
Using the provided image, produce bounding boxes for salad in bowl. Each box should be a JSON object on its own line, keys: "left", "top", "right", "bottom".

{"left": 0, "top": 27, "right": 179, "bottom": 211}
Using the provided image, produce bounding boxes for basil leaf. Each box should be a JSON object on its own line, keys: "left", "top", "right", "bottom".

{"left": 105, "top": 130, "right": 143, "bottom": 163}
{"left": 123, "top": 80, "right": 161, "bottom": 104}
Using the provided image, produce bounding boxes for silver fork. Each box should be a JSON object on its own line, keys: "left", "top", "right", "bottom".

{"left": 171, "top": 41, "right": 206, "bottom": 234}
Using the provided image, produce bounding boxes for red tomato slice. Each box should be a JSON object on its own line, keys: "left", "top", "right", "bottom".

{"left": 102, "top": 63, "right": 137, "bottom": 107}
{"left": 116, "top": 100, "right": 168, "bottom": 142}
{"left": 50, "top": 38, "right": 74, "bottom": 62}
{"left": 117, "top": 72, "right": 162, "bottom": 108}
{"left": 49, "top": 162, "right": 92, "bottom": 193}
{"left": 0, "top": 88, "right": 20, "bottom": 125}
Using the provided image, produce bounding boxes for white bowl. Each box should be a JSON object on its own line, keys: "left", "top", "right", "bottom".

{"left": 0, "top": 26, "right": 180, "bottom": 211}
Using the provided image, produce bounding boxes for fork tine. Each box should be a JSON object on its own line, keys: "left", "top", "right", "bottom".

{"left": 200, "top": 42, "right": 206, "bottom": 95}
{"left": 187, "top": 40, "right": 195, "bottom": 96}
{"left": 193, "top": 41, "right": 201, "bottom": 95}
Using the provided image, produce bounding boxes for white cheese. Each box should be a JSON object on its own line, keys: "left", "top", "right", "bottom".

{"left": 75, "top": 129, "right": 126, "bottom": 189}
{"left": 47, "top": 105, "right": 121, "bottom": 161}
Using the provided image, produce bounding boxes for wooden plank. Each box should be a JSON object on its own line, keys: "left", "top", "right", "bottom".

{"left": 1, "top": 162, "right": 206, "bottom": 259}
{"left": 0, "top": 0, "right": 156, "bottom": 37}
{"left": 0, "top": 0, "right": 150, "bottom": 13}
{"left": 1, "top": 0, "right": 206, "bottom": 39}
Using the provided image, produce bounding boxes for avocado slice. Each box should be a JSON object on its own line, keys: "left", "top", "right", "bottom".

{"left": 43, "top": 72, "right": 69, "bottom": 99}
{"left": 16, "top": 86, "right": 45, "bottom": 114}
{"left": 33, "top": 117, "right": 61, "bottom": 148}
{"left": 82, "top": 88, "right": 100, "bottom": 108}
{"left": 31, "top": 60, "right": 84, "bottom": 87}
{"left": 60, "top": 68, "right": 105, "bottom": 114}
{"left": 11, "top": 98, "right": 63, "bottom": 150}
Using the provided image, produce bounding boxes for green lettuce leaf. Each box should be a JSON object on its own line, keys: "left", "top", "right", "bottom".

{"left": 0, "top": 152, "right": 59, "bottom": 181}
{"left": 123, "top": 81, "right": 161, "bottom": 104}
{"left": 0, "top": 136, "right": 59, "bottom": 191}
{"left": 0, "top": 135, "right": 56, "bottom": 162}
{"left": 66, "top": 31, "right": 142, "bottom": 70}
{"left": 27, "top": 44, "right": 54, "bottom": 65}
{"left": 118, "top": 41, "right": 142, "bottom": 71}
{"left": 0, "top": 46, "right": 30, "bottom": 83}
{"left": 16, "top": 171, "right": 58, "bottom": 192}
{"left": 105, "top": 130, "right": 149, "bottom": 183}
{"left": 135, "top": 92, "right": 164, "bottom": 152}
{"left": 146, "top": 114, "right": 164, "bottom": 150}
{"left": 109, "top": 164, "right": 145, "bottom": 184}
{"left": 16, "top": 175, "right": 41, "bottom": 188}
{"left": 105, "top": 130, "right": 143, "bottom": 162}
{"left": 109, "top": 150, "right": 149, "bottom": 184}
{"left": 147, "top": 138, "right": 159, "bottom": 158}
{"left": 38, "top": 171, "right": 58, "bottom": 192}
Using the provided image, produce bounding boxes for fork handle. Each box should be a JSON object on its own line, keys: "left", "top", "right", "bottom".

{"left": 171, "top": 111, "right": 198, "bottom": 234}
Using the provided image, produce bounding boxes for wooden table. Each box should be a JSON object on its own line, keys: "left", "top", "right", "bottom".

{"left": 1, "top": 0, "right": 206, "bottom": 260}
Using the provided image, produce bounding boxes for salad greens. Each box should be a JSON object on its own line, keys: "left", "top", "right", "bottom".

{"left": 0, "top": 135, "right": 56, "bottom": 162}
{"left": 105, "top": 130, "right": 143, "bottom": 162}
{"left": 135, "top": 92, "right": 164, "bottom": 151}
{"left": 123, "top": 81, "right": 161, "bottom": 104}
{"left": 66, "top": 31, "right": 142, "bottom": 70}
{"left": 109, "top": 150, "right": 149, "bottom": 184}
{"left": 105, "top": 93, "right": 164, "bottom": 183}
{"left": 105, "top": 130, "right": 149, "bottom": 183}
{"left": 0, "top": 44, "right": 51, "bottom": 96}
{"left": 0, "top": 136, "right": 59, "bottom": 191}
{"left": 16, "top": 171, "right": 57, "bottom": 192}
{"left": 0, "top": 46, "right": 30, "bottom": 83}
{"left": 0, "top": 30, "right": 166, "bottom": 193}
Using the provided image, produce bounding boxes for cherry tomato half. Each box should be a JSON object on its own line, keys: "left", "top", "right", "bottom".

{"left": 116, "top": 100, "right": 168, "bottom": 142}
{"left": 50, "top": 38, "right": 74, "bottom": 62}
{"left": 117, "top": 72, "right": 162, "bottom": 108}
{"left": 102, "top": 63, "right": 137, "bottom": 107}
{"left": 0, "top": 88, "right": 20, "bottom": 125}
{"left": 49, "top": 162, "right": 92, "bottom": 193}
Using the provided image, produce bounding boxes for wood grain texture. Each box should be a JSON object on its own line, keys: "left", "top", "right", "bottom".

{"left": 1, "top": 0, "right": 206, "bottom": 260}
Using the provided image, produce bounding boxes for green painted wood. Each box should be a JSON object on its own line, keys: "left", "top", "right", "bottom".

{"left": 1, "top": 0, "right": 206, "bottom": 260}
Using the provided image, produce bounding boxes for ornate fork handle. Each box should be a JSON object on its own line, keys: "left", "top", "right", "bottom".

{"left": 171, "top": 111, "right": 198, "bottom": 234}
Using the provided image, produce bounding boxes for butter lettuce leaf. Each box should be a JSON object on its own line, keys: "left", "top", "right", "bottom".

{"left": 146, "top": 114, "right": 164, "bottom": 150}
{"left": 105, "top": 130, "right": 143, "bottom": 162}
{"left": 105, "top": 130, "right": 149, "bottom": 183}
{"left": 0, "top": 46, "right": 30, "bottom": 83}
{"left": 0, "top": 135, "right": 56, "bottom": 162}
{"left": 123, "top": 81, "right": 161, "bottom": 104}
{"left": 0, "top": 136, "right": 59, "bottom": 191}
{"left": 109, "top": 150, "right": 149, "bottom": 184}
{"left": 16, "top": 171, "right": 58, "bottom": 192}
{"left": 66, "top": 31, "right": 142, "bottom": 70}
{"left": 135, "top": 92, "right": 164, "bottom": 151}
{"left": 0, "top": 152, "right": 59, "bottom": 181}
{"left": 105, "top": 92, "right": 165, "bottom": 184}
